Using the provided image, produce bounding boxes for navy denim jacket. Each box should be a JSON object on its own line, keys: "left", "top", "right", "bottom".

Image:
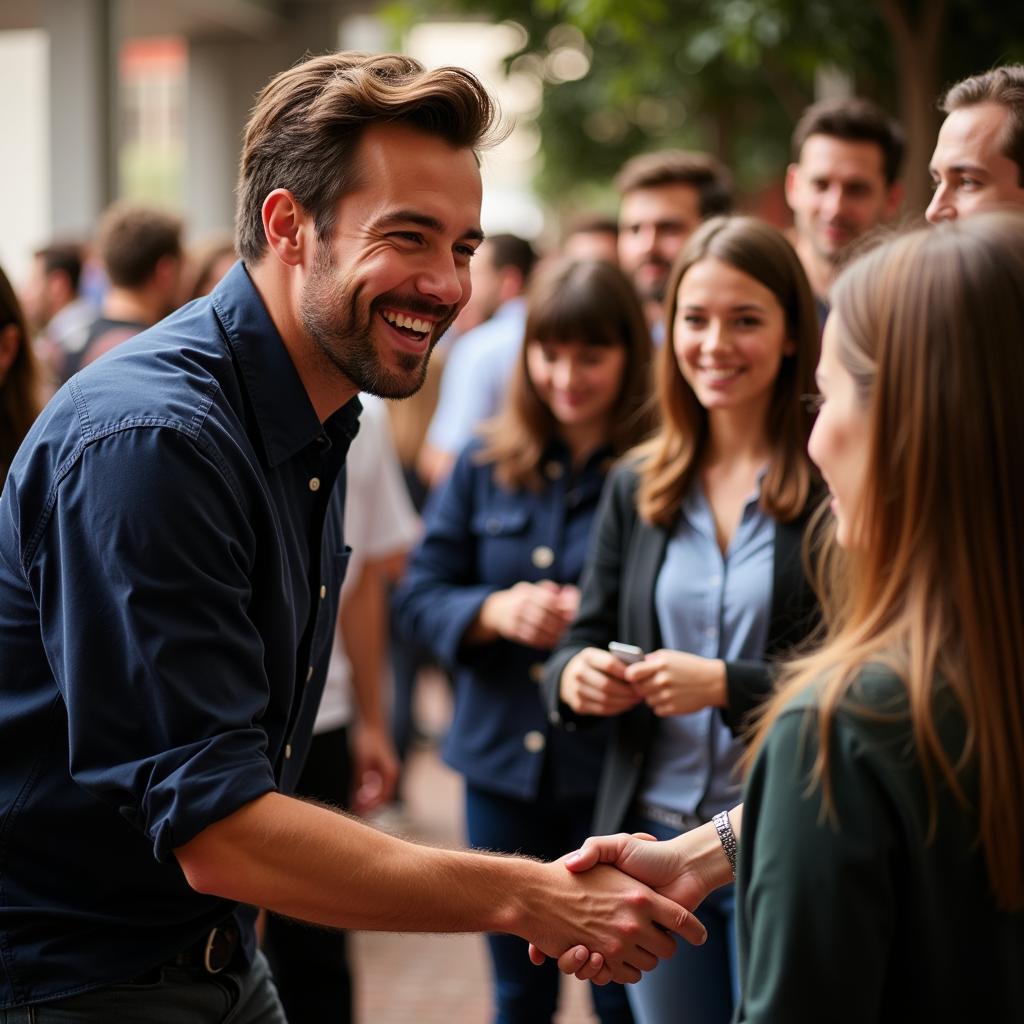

{"left": 393, "top": 438, "right": 615, "bottom": 802}
{"left": 0, "top": 262, "right": 358, "bottom": 1006}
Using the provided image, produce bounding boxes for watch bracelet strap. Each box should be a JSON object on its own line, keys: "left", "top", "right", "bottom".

{"left": 712, "top": 810, "right": 738, "bottom": 876}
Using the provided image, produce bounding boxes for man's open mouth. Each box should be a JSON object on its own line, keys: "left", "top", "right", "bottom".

{"left": 381, "top": 308, "right": 431, "bottom": 342}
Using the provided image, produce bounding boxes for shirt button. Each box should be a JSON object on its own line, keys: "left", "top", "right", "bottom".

{"left": 709, "top": 574, "right": 722, "bottom": 587}
{"left": 523, "top": 730, "right": 546, "bottom": 753}
{"left": 529, "top": 663, "right": 545, "bottom": 683}
{"left": 306, "top": 665, "right": 314, "bottom": 682}
{"left": 544, "top": 460, "right": 564, "bottom": 480}
{"left": 531, "top": 545, "right": 555, "bottom": 569}
{"left": 486, "top": 517, "right": 502, "bottom": 535}
{"left": 319, "top": 584, "right": 327, "bottom": 599}
{"left": 285, "top": 744, "right": 293, "bottom": 760}
{"left": 548, "top": 710, "right": 561, "bottom": 726}
{"left": 308, "top": 477, "right": 321, "bottom": 492}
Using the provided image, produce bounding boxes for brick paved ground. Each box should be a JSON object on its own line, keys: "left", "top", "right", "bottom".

{"left": 350, "top": 671, "right": 599, "bottom": 1024}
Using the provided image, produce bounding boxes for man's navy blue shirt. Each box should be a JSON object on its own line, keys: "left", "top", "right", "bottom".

{"left": 0, "top": 262, "right": 359, "bottom": 1006}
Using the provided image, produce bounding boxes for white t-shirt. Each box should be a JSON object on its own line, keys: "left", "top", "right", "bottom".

{"left": 315, "top": 394, "right": 421, "bottom": 734}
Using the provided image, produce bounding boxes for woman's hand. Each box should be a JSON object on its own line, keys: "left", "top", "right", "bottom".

{"left": 560, "top": 647, "right": 643, "bottom": 716}
{"left": 625, "top": 650, "right": 727, "bottom": 717}
{"left": 474, "top": 580, "right": 578, "bottom": 649}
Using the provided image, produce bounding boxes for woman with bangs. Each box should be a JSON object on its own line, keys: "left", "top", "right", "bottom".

{"left": 394, "top": 258, "right": 655, "bottom": 1024}
{"left": 543, "top": 216, "right": 822, "bottom": 1024}
{"left": 552, "top": 212, "right": 1024, "bottom": 1021}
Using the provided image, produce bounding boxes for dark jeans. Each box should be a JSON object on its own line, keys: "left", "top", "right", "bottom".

{"left": 262, "top": 725, "right": 352, "bottom": 1024}
{"left": 6, "top": 951, "right": 285, "bottom": 1024}
{"left": 465, "top": 781, "right": 635, "bottom": 1024}
{"left": 622, "top": 816, "right": 737, "bottom": 1024}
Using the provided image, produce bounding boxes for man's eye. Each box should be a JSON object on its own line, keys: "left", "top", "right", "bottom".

{"left": 393, "top": 232, "right": 423, "bottom": 244}
{"left": 455, "top": 244, "right": 478, "bottom": 259}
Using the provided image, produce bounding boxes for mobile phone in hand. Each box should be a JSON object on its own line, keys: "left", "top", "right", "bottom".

{"left": 608, "top": 641, "right": 644, "bottom": 665}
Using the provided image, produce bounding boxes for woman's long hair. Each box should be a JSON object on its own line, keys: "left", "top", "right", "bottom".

{"left": 749, "top": 211, "right": 1024, "bottom": 910}
{"left": 0, "top": 265, "right": 45, "bottom": 483}
{"left": 477, "top": 258, "right": 656, "bottom": 490}
{"left": 634, "top": 215, "right": 820, "bottom": 528}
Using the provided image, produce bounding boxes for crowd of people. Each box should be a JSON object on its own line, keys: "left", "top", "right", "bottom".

{"left": 0, "top": 46, "right": 1023, "bottom": 1024}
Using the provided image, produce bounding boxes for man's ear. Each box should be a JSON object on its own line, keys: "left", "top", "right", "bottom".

{"left": 262, "top": 189, "right": 312, "bottom": 268}
{"left": 0, "top": 324, "right": 21, "bottom": 378}
{"left": 783, "top": 163, "right": 801, "bottom": 213}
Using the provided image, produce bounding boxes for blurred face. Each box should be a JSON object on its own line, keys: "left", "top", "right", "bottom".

{"left": 786, "top": 135, "right": 899, "bottom": 264}
{"left": 673, "top": 257, "right": 793, "bottom": 420}
{"left": 807, "top": 317, "right": 870, "bottom": 549}
{"left": 618, "top": 184, "right": 702, "bottom": 303}
{"left": 926, "top": 104, "right": 1024, "bottom": 223}
{"left": 525, "top": 338, "right": 626, "bottom": 433}
{"left": 300, "top": 123, "right": 483, "bottom": 399}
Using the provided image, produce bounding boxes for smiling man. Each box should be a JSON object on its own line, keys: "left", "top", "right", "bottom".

{"left": 927, "top": 65, "right": 1024, "bottom": 223}
{"left": 0, "top": 52, "right": 701, "bottom": 1022}
{"left": 785, "top": 98, "right": 904, "bottom": 319}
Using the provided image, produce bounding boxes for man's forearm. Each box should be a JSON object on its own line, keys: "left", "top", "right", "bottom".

{"left": 175, "top": 791, "right": 701, "bottom": 976}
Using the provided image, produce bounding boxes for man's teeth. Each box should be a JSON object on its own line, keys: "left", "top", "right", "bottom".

{"left": 382, "top": 310, "right": 430, "bottom": 334}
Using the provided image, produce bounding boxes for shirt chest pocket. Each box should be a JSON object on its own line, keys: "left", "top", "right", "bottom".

{"left": 470, "top": 507, "right": 538, "bottom": 587}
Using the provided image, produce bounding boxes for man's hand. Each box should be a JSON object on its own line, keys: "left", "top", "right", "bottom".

{"left": 560, "top": 647, "right": 643, "bottom": 716}
{"left": 624, "top": 650, "right": 727, "bottom": 717}
{"left": 351, "top": 722, "right": 400, "bottom": 815}
{"left": 519, "top": 855, "right": 706, "bottom": 985}
{"left": 476, "top": 581, "right": 577, "bottom": 649}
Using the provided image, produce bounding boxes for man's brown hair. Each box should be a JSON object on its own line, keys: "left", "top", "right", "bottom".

{"left": 941, "top": 65, "right": 1024, "bottom": 185}
{"left": 95, "top": 203, "right": 183, "bottom": 289}
{"left": 614, "top": 150, "right": 733, "bottom": 219}
{"left": 236, "top": 51, "right": 501, "bottom": 264}
{"left": 791, "top": 97, "right": 905, "bottom": 184}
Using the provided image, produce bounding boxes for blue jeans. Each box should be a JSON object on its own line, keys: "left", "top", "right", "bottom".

{"left": 4, "top": 951, "right": 286, "bottom": 1024}
{"left": 465, "top": 781, "right": 635, "bottom": 1024}
{"left": 624, "top": 817, "right": 737, "bottom": 1024}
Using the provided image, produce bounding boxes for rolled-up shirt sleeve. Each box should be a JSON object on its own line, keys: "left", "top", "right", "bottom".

{"left": 29, "top": 425, "right": 279, "bottom": 861}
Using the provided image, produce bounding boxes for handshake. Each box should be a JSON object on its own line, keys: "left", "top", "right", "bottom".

{"left": 523, "top": 809, "right": 740, "bottom": 985}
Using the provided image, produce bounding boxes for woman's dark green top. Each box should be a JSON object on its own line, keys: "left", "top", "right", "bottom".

{"left": 736, "top": 665, "right": 1024, "bottom": 1022}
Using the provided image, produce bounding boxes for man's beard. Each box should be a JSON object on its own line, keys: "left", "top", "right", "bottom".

{"left": 300, "top": 246, "right": 455, "bottom": 400}
{"left": 631, "top": 258, "right": 672, "bottom": 303}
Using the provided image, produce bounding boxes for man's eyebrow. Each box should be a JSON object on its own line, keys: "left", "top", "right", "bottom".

{"left": 948, "top": 163, "right": 989, "bottom": 178}
{"left": 375, "top": 209, "right": 485, "bottom": 241}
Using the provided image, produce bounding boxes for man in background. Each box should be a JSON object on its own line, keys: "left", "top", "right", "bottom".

{"left": 74, "top": 201, "right": 184, "bottom": 373}
{"left": 615, "top": 150, "right": 733, "bottom": 335}
{"left": 785, "top": 97, "right": 904, "bottom": 319}
{"left": 927, "top": 64, "right": 1024, "bottom": 222}
{"left": 418, "top": 232, "right": 537, "bottom": 487}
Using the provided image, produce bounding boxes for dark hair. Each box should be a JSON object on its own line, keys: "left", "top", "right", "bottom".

{"left": 477, "top": 259, "right": 655, "bottom": 491}
{"left": 564, "top": 213, "right": 618, "bottom": 239}
{"left": 236, "top": 51, "right": 502, "bottom": 264}
{"left": 183, "top": 233, "right": 237, "bottom": 301}
{"left": 34, "top": 242, "right": 83, "bottom": 293}
{"left": 484, "top": 233, "right": 538, "bottom": 283}
{"left": 96, "top": 202, "right": 183, "bottom": 288}
{"left": 614, "top": 150, "right": 733, "bottom": 219}
{"left": 792, "top": 98, "right": 905, "bottom": 185}
{"left": 636, "top": 215, "right": 819, "bottom": 528}
{"left": 0, "top": 265, "right": 45, "bottom": 483}
{"left": 941, "top": 65, "right": 1024, "bottom": 185}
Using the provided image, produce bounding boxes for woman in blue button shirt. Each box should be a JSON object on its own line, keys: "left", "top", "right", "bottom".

{"left": 544, "top": 216, "right": 821, "bottom": 1024}
{"left": 394, "top": 258, "right": 655, "bottom": 1024}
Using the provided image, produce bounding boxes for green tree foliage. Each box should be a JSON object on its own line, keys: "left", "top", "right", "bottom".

{"left": 383, "top": 0, "right": 1024, "bottom": 212}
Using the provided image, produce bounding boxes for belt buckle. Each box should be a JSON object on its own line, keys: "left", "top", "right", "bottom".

{"left": 202, "top": 925, "right": 235, "bottom": 974}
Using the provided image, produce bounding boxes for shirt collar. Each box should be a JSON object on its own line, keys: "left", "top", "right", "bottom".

{"left": 212, "top": 261, "right": 355, "bottom": 467}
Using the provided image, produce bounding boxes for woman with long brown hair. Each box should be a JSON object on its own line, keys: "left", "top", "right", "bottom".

{"left": 555, "top": 211, "right": 1024, "bottom": 1020}
{"left": 0, "top": 264, "right": 46, "bottom": 487}
{"left": 394, "top": 258, "right": 654, "bottom": 1023}
{"left": 543, "top": 215, "right": 821, "bottom": 1024}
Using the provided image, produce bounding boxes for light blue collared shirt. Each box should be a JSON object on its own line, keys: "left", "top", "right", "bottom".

{"left": 639, "top": 475, "right": 775, "bottom": 820}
